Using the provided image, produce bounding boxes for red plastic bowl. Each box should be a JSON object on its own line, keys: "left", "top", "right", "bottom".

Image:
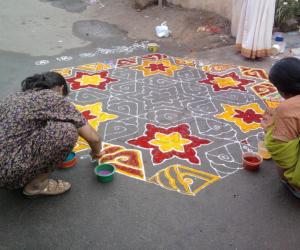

{"left": 58, "top": 152, "right": 77, "bottom": 169}
{"left": 243, "top": 152, "right": 263, "bottom": 171}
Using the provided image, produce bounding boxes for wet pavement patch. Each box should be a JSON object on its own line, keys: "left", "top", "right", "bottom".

{"left": 40, "top": 0, "right": 87, "bottom": 13}
{"left": 72, "top": 20, "right": 128, "bottom": 42}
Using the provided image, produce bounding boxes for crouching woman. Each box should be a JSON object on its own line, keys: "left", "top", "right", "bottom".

{"left": 0, "top": 72, "right": 102, "bottom": 197}
{"left": 263, "top": 58, "right": 300, "bottom": 197}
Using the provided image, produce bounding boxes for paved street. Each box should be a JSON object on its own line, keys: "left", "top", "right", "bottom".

{"left": 1, "top": 1, "right": 300, "bottom": 250}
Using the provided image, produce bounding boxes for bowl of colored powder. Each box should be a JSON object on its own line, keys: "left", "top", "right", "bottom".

{"left": 94, "top": 164, "right": 116, "bottom": 183}
{"left": 242, "top": 152, "right": 263, "bottom": 171}
{"left": 58, "top": 152, "right": 77, "bottom": 169}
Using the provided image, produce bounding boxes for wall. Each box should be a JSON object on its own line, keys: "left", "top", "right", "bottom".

{"left": 167, "top": 0, "right": 233, "bottom": 20}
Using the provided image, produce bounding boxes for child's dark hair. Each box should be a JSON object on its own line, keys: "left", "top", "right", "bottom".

{"left": 21, "top": 72, "right": 69, "bottom": 96}
{"left": 269, "top": 57, "right": 300, "bottom": 96}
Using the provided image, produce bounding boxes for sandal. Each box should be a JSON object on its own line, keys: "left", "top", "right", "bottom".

{"left": 280, "top": 179, "right": 300, "bottom": 199}
{"left": 23, "top": 179, "right": 71, "bottom": 197}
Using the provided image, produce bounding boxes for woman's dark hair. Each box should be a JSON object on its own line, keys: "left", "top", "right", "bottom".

{"left": 21, "top": 72, "right": 69, "bottom": 96}
{"left": 269, "top": 57, "right": 300, "bottom": 96}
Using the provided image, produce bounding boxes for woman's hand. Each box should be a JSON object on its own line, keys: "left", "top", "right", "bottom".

{"left": 90, "top": 151, "right": 104, "bottom": 161}
{"left": 261, "top": 108, "right": 276, "bottom": 130}
{"left": 78, "top": 124, "right": 102, "bottom": 157}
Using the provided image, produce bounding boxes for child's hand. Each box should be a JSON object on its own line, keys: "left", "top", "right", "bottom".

{"left": 261, "top": 108, "right": 275, "bottom": 129}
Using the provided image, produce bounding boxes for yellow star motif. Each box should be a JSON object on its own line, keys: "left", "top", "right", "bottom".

{"left": 213, "top": 77, "right": 240, "bottom": 88}
{"left": 132, "top": 59, "right": 183, "bottom": 77}
{"left": 73, "top": 102, "right": 118, "bottom": 153}
{"left": 75, "top": 102, "right": 118, "bottom": 129}
{"left": 76, "top": 63, "right": 111, "bottom": 72}
{"left": 149, "top": 132, "right": 191, "bottom": 153}
{"left": 52, "top": 68, "right": 73, "bottom": 77}
{"left": 75, "top": 75, "right": 105, "bottom": 87}
{"left": 216, "top": 103, "right": 264, "bottom": 133}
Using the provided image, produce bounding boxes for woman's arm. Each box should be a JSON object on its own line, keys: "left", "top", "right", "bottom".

{"left": 78, "top": 124, "right": 102, "bottom": 158}
{"left": 261, "top": 108, "right": 276, "bottom": 130}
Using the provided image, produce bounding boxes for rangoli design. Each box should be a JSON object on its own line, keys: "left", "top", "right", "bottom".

{"left": 116, "top": 57, "right": 138, "bottom": 68}
{"left": 127, "top": 124, "right": 211, "bottom": 164}
{"left": 201, "top": 64, "right": 235, "bottom": 73}
{"left": 73, "top": 103, "right": 118, "bottom": 152}
{"left": 132, "top": 59, "right": 183, "bottom": 77}
{"left": 67, "top": 71, "right": 118, "bottom": 90}
{"left": 75, "top": 63, "right": 111, "bottom": 72}
{"left": 53, "top": 67, "right": 73, "bottom": 78}
{"left": 57, "top": 54, "right": 277, "bottom": 197}
{"left": 239, "top": 66, "right": 268, "bottom": 80}
{"left": 200, "top": 72, "right": 255, "bottom": 92}
{"left": 100, "top": 143, "right": 145, "bottom": 181}
{"left": 251, "top": 82, "right": 278, "bottom": 98}
{"left": 149, "top": 165, "right": 220, "bottom": 196}
{"left": 174, "top": 57, "right": 197, "bottom": 68}
{"left": 216, "top": 103, "right": 264, "bottom": 133}
{"left": 142, "top": 53, "right": 168, "bottom": 60}
{"left": 262, "top": 92, "right": 284, "bottom": 109}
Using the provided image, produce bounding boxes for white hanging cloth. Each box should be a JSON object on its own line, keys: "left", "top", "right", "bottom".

{"left": 234, "top": 0, "right": 276, "bottom": 59}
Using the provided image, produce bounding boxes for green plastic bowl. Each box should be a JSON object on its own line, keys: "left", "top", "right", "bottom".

{"left": 94, "top": 164, "right": 116, "bottom": 183}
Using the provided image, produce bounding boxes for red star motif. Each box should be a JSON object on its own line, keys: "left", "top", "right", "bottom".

{"left": 82, "top": 110, "right": 97, "bottom": 120}
{"left": 67, "top": 71, "right": 118, "bottom": 91}
{"left": 146, "top": 63, "right": 169, "bottom": 72}
{"left": 127, "top": 124, "right": 212, "bottom": 164}
{"left": 233, "top": 109, "right": 263, "bottom": 124}
{"left": 200, "top": 72, "right": 255, "bottom": 92}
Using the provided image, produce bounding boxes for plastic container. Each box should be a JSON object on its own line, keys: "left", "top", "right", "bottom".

{"left": 147, "top": 43, "right": 159, "bottom": 52}
{"left": 155, "top": 22, "right": 171, "bottom": 38}
{"left": 272, "top": 36, "right": 286, "bottom": 54}
{"left": 273, "top": 32, "right": 283, "bottom": 40}
{"left": 243, "top": 152, "right": 263, "bottom": 171}
{"left": 58, "top": 152, "right": 77, "bottom": 169}
{"left": 94, "top": 164, "right": 116, "bottom": 183}
{"left": 258, "top": 141, "right": 272, "bottom": 160}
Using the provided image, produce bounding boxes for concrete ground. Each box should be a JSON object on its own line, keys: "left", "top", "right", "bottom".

{"left": 1, "top": 1, "right": 300, "bottom": 250}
